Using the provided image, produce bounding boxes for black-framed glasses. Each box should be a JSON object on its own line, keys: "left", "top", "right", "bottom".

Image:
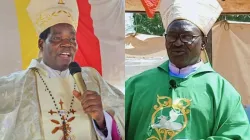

{"left": 164, "top": 33, "right": 202, "bottom": 44}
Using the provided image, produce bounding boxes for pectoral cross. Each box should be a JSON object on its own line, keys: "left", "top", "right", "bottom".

{"left": 58, "top": 0, "right": 65, "bottom": 4}
{"left": 62, "top": 121, "right": 68, "bottom": 140}
{"left": 49, "top": 99, "right": 76, "bottom": 139}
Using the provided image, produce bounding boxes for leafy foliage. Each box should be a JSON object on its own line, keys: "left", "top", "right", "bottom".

{"left": 133, "top": 13, "right": 165, "bottom": 36}
{"left": 133, "top": 13, "right": 250, "bottom": 35}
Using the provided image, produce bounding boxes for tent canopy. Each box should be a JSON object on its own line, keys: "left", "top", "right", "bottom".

{"left": 126, "top": 0, "right": 250, "bottom": 14}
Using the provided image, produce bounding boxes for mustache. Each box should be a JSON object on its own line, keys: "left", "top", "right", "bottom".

{"left": 168, "top": 43, "right": 191, "bottom": 52}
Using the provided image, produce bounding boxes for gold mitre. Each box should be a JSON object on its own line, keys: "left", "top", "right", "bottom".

{"left": 27, "top": 0, "right": 79, "bottom": 35}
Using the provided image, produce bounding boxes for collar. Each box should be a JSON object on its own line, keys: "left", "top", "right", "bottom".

{"left": 27, "top": 59, "right": 70, "bottom": 78}
{"left": 168, "top": 61, "right": 203, "bottom": 78}
{"left": 158, "top": 60, "right": 214, "bottom": 78}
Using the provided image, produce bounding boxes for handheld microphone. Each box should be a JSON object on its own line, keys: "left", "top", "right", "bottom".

{"left": 69, "top": 62, "right": 87, "bottom": 95}
{"left": 169, "top": 79, "right": 177, "bottom": 89}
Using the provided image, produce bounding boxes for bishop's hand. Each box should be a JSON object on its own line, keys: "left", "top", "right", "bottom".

{"left": 73, "top": 90, "right": 105, "bottom": 129}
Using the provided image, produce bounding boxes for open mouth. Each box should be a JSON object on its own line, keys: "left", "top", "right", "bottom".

{"left": 59, "top": 52, "right": 71, "bottom": 58}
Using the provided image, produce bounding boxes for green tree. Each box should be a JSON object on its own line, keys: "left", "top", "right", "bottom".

{"left": 218, "top": 15, "right": 250, "bottom": 22}
{"left": 133, "top": 13, "right": 250, "bottom": 35}
{"left": 133, "top": 13, "right": 165, "bottom": 36}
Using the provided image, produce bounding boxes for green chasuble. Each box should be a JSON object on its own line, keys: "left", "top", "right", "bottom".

{"left": 125, "top": 61, "right": 250, "bottom": 140}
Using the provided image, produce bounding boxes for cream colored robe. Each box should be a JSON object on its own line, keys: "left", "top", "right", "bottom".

{"left": 0, "top": 59, "right": 124, "bottom": 140}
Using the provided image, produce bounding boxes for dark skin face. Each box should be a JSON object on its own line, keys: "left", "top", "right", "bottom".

{"left": 165, "top": 20, "right": 207, "bottom": 68}
{"left": 38, "top": 23, "right": 77, "bottom": 71}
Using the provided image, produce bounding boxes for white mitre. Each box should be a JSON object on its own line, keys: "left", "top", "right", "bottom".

{"left": 27, "top": 0, "right": 79, "bottom": 35}
{"left": 159, "top": 0, "right": 223, "bottom": 35}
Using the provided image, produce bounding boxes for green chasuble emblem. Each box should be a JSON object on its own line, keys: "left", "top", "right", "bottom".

{"left": 147, "top": 96, "right": 191, "bottom": 139}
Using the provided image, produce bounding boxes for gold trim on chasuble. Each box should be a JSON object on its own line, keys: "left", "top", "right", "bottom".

{"left": 147, "top": 95, "right": 191, "bottom": 140}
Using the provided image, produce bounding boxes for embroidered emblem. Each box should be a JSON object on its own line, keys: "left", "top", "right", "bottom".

{"left": 147, "top": 95, "right": 191, "bottom": 140}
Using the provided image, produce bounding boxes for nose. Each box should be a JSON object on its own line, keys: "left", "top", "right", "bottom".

{"left": 173, "top": 37, "right": 184, "bottom": 47}
{"left": 60, "top": 39, "right": 73, "bottom": 48}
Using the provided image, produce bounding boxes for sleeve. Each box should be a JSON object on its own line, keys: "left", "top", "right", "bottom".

{"left": 206, "top": 80, "right": 250, "bottom": 140}
{"left": 92, "top": 111, "right": 112, "bottom": 140}
{"left": 125, "top": 77, "right": 135, "bottom": 138}
{"left": 87, "top": 67, "right": 125, "bottom": 140}
{"left": 0, "top": 71, "right": 27, "bottom": 140}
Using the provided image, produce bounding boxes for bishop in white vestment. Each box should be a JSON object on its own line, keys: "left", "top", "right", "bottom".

{"left": 0, "top": 0, "right": 124, "bottom": 139}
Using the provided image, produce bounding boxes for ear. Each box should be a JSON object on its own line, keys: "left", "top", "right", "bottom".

{"left": 201, "top": 36, "right": 208, "bottom": 49}
{"left": 38, "top": 39, "right": 44, "bottom": 51}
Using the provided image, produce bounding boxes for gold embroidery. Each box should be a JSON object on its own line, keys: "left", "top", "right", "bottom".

{"left": 36, "top": 10, "right": 73, "bottom": 26}
{"left": 35, "top": 10, "right": 77, "bottom": 34}
{"left": 58, "top": 0, "right": 65, "bottom": 4}
{"left": 147, "top": 95, "right": 191, "bottom": 140}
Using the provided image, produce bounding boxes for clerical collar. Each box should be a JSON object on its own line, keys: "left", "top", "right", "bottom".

{"left": 168, "top": 61, "right": 204, "bottom": 78}
{"left": 40, "top": 60, "right": 70, "bottom": 78}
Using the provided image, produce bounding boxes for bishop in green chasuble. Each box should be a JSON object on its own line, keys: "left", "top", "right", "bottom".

{"left": 125, "top": 0, "right": 250, "bottom": 139}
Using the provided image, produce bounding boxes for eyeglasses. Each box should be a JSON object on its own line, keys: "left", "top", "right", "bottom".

{"left": 164, "top": 33, "right": 202, "bottom": 44}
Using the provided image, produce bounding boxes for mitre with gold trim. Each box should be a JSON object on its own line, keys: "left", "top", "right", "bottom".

{"left": 27, "top": 0, "right": 79, "bottom": 35}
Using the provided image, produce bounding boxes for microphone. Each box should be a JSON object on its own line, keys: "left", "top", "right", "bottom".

{"left": 169, "top": 79, "right": 177, "bottom": 89}
{"left": 69, "top": 62, "right": 87, "bottom": 95}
